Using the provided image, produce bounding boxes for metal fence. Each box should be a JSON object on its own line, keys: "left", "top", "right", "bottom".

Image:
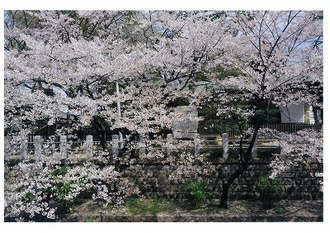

{"left": 223, "top": 123, "right": 322, "bottom": 137}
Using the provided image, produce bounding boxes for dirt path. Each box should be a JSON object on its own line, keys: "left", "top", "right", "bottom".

{"left": 63, "top": 199, "right": 323, "bottom": 222}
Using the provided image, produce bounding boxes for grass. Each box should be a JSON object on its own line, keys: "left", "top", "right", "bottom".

{"left": 125, "top": 197, "right": 255, "bottom": 216}
{"left": 61, "top": 198, "right": 322, "bottom": 222}
{"left": 86, "top": 215, "right": 97, "bottom": 222}
{"left": 126, "top": 197, "right": 177, "bottom": 215}
{"left": 124, "top": 197, "right": 247, "bottom": 216}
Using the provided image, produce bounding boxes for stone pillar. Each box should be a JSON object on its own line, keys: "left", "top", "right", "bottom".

{"left": 194, "top": 133, "right": 200, "bottom": 156}
{"left": 139, "top": 134, "right": 146, "bottom": 156}
{"left": 166, "top": 134, "right": 173, "bottom": 155}
{"left": 252, "top": 138, "right": 257, "bottom": 157}
{"left": 60, "top": 135, "right": 67, "bottom": 159}
{"left": 85, "top": 135, "right": 93, "bottom": 159}
{"left": 20, "top": 141, "right": 27, "bottom": 160}
{"left": 4, "top": 136, "right": 9, "bottom": 160}
{"left": 222, "top": 133, "right": 229, "bottom": 160}
{"left": 34, "top": 135, "right": 42, "bottom": 158}
{"left": 112, "top": 134, "right": 119, "bottom": 158}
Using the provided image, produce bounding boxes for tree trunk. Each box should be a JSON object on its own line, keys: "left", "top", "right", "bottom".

{"left": 219, "top": 120, "right": 262, "bottom": 209}
{"left": 92, "top": 116, "right": 107, "bottom": 150}
{"left": 219, "top": 163, "right": 249, "bottom": 208}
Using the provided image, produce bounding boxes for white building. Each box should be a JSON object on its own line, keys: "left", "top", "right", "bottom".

{"left": 280, "top": 104, "right": 315, "bottom": 124}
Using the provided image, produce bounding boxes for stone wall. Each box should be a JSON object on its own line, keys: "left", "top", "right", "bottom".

{"left": 120, "top": 147, "right": 323, "bottom": 202}
{"left": 5, "top": 134, "right": 323, "bottom": 202}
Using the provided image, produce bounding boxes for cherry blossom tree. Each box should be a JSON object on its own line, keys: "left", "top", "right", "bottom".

{"left": 4, "top": 11, "right": 227, "bottom": 145}
{"left": 207, "top": 11, "right": 323, "bottom": 207}
{"left": 269, "top": 129, "right": 323, "bottom": 180}
{"left": 4, "top": 10, "right": 232, "bottom": 219}
{"left": 4, "top": 10, "right": 323, "bottom": 220}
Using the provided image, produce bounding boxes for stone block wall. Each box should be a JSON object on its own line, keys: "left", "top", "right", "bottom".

{"left": 120, "top": 148, "right": 323, "bottom": 202}
{"left": 5, "top": 134, "right": 323, "bottom": 202}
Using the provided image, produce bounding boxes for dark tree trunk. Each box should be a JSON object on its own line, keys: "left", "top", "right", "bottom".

{"left": 92, "top": 116, "right": 107, "bottom": 149}
{"left": 219, "top": 120, "right": 263, "bottom": 209}
{"left": 219, "top": 163, "right": 249, "bottom": 208}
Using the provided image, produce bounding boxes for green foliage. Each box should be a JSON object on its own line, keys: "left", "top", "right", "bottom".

{"left": 194, "top": 71, "right": 209, "bottom": 82}
{"left": 126, "top": 197, "right": 143, "bottom": 214}
{"left": 256, "top": 176, "right": 284, "bottom": 209}
{"left": 5, "top": 10, "right": 40, "bottom": 29}
{"left": 76, "top": 188, "right": 93, "bottom": 201}
{"left": 50, "top": 166, "right": 68, "bottom": 177}
{"left": 198, "top": 103, "right": 248, "bottom": 134}
{"left": 249, "top": 107, "right": 281, "bottom": 124}
{"left": 43, "top": 167, "right": 76, "bottom": 202}
{"left": 86, "top": 215, "right": 97, "bottom": 222}
{"left": 23, "top": 192, "right": 36, "bottom": 203}
{"left": 167, "top": 97, "right": 190, "bottom": 107}
{"left": 213, "top": 66, "right": 244, "bottom": 79}
{"left": 182, "top": 181, "right": 208, "bottom": 208}
{"left": 199, "top": 116, "right": 247, "bottom": 135}
{"left": 4, "top": 11, "right": 40, "bottom": 51}
{"left": 48, "top": 182, "right": 72, "bottom": 201}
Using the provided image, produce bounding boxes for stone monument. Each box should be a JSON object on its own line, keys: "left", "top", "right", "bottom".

{"left": 173, "top": 106, "right": 199, "bottom": 139}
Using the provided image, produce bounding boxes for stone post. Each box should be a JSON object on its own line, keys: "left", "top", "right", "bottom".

{"left": 194, "top": 133, "right": 200, "bottom": 156}
{"left": 60, "top": 135, "right": 67, "bottom": 159}
{"left": 20, "top": 141, "right": 27, "bottom": 160}
{"left": 34, "top": 135, "right": 42, "bottom": 158}
{"left": 252, "top": 138, "right": 257, "bottom": 157}
{"left": 222, "top": 133, "right": 229, "bottom": 160}
{"left": 112, "top": 134, "right": 119, "bottom": 158}
{"left": 119, "top": 135, "right": 124, "bottom": 149}
{"left": 4, "top": 136, "right": 9, "bottom": 160}
{"left": 85, "top": 135, "right": 93, "bottom": 159}
{"left": 139, "top": 134, "right": 146, "bottom": 156}
{"left": 166, "top": 134, "right": 173, "bottom": 155}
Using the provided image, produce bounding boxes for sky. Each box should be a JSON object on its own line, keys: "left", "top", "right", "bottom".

{"left": 1, "top": 0, "right": 329, "bottom": 233}
{"left": 1, "top": 0, "right": 328, "bottom": 10}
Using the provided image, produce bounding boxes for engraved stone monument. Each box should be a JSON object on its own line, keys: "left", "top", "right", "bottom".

{"left": 173, "top": 106, "right": 198, "bottom": 139}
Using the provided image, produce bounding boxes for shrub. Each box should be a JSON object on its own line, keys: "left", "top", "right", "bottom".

{"left": 256, "top": 176, "right": 284, "bottom": 209}
{"left": 182, "top": 181, "right": 207, "bottom": 208}
{"left": 4, "top": 157, "right": 139, "bottom": 221}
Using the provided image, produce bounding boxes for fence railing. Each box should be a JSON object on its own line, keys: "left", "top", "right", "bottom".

{"left": 27, "top": 123, "right": 322, "bottom": 142}
{"left": 221, "top": 123, "right": 322, "bottom": 137}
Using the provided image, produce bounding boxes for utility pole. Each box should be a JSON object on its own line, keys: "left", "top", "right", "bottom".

{"left": 116, "top": 81, "right": 123, "bottom": 143}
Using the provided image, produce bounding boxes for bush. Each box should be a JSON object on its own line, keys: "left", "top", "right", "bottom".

{"left": 182, "top": 181, "right": 207, "bottom": 208}
{"left": 4, "top": 158, "right": 139, "bottom": 221}
{"left": 256, "top": 176, "right": 284, "bottom": 209}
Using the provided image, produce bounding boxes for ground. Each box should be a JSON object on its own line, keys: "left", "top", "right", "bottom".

{"left": 62, "top": 199, "right": 323, "bottom": 222}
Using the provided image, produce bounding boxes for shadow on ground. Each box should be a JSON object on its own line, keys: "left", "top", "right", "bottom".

{"left": 62, "top": 199, "right": 323, "bottom": 222}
